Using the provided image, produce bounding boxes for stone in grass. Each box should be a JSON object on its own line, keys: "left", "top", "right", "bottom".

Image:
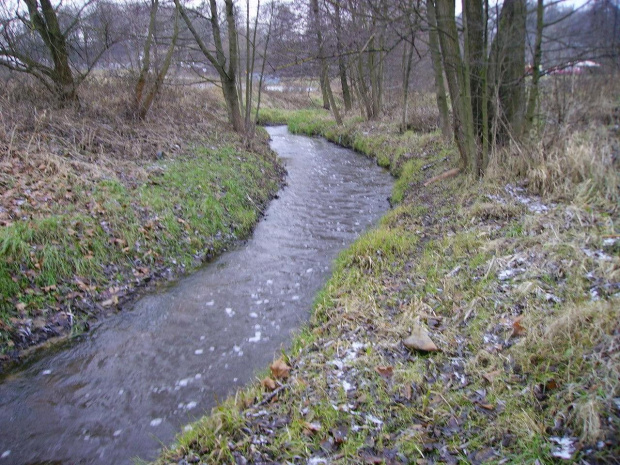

{"left": 403, "top": 324, "right": 438, "bottom": 352}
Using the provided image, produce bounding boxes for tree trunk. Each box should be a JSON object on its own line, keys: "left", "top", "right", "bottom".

{"left": 488, "top": 0, "right": 527, "bottom": 143}
{"left": 255, "top": 2, "right": 275, "bottom": 124}
{"left": 175, "top": 0, "right": 245, "bottom": 133}
{"left": 464, "top": 0, "right": 485, "bottom": 141}
{"left": 524, "top": 0, "right": 544, "bottom": 133}
{"left": 138, "top": 7, "right": 179, "bottom": 120}
{"left": 426, "top": 0, "right": 451, "bottom": 140}
{"left": 335, "top": 2, "right": 352, "bottom": 111}
{"left": 312, "top": 0, "right": 341, "bottom": 122}
{"left": 435, "top": 0, "right": 477, "bottom": 172}
{"left": 401, "top": 37, "right": 415, "bottom": 132}
{"left": 135, "top": 0, "right": 157, "bottom": 113}
{"left": 23, "top": 0, "right": 77, "bottom": 103}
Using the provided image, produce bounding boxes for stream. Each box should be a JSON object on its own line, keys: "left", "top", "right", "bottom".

{"left": 0, "top": 126, "right": 393, "bottom": 464}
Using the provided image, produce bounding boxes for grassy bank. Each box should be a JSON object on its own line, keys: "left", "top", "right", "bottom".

{"left": 156, "top": 104, "right": 618, "bottom": 463}
{"left": 0, "top": 81, "right": 284, "bottom": 369}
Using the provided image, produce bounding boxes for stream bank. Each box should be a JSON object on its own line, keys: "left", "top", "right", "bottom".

{"left": 156, "top": 111, "right": 619, "bottom": 464}
{"left": 0, "top": 123, "right": 284, "bottom": 373}
{"left": 0, "top": 126, "right": 394, "bottom": 464}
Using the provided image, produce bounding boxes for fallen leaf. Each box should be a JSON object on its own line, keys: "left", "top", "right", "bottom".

{"left": 16, "top": 302, "right": 26, "bottom": 311}
{"left": 375, "top": 365, "right": 394, "bottom": 378}
{"left": 270, "top": 358, "right": 291, "bottom": 379}
{"left": 403, "top": 324, "right": 439, "bottom": 352}
{"left": 511, "top": 315, "right": 526, "bottom": 337}
{"left": 303, "top": 421, "right": 321, "bottom": 433}
{"left": 546, "top": 379, "right": 559, "bottom": 391}
{"left": 101, "top": 296, "right": 118, "bottom": 307}
{"left": 42, "top": 285, "right": 57, "bottom": 293}
{"left": 261, "top": 377, "right": 276, "bottom": 391}
{"left": 482, "top": 369, "right": 502, "bottom": 383}
{"left": 477, "top": 402, "right": 495, "bottom": 411}
{"left": 402, "top": 384, "right": 412, "bottom": 400}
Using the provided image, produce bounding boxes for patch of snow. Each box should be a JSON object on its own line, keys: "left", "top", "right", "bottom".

{"left": 225, "top": 308, "right": 235, "bottom": 316}
{"left": 582, "top": 248, "right": 612, "bottom": 262}
{"left": 550, "top": 436, "right": 576, "bottom": 460}
{"left": 205, "top": 300, "right": 214, "bottom": 306}
{"left": 249, "top": 331, "right": 262, "bottom": 343}
{"left": 342, "top": 380, "right": 353, "bottom": 391}
{"left": 544, "top": 292, "right": 561, "bottom": 303}
{"left": 113, "top": 430, "right": 122, "bottom": 437}
{"left": 366, "top": 414, "right": 383, "bottom": 425}
{"left": 194, "top": 349, "right": 203, "bottom": 355}
{"left": 486, "top": 194, "right": 506, "bottom": 204}
{"left": 307, "top": 457, "right": 328, "bottom": 465}
{"left": 42, "top": 370, "right": 52, "bottom": 375}
{"left": 150, "top": 418, "right": 163, "bottom": 427}
{"left": 498, "top": 268, "right": 525, "bottom": 281}
{"left": 249, "top": 312, "right": 258, "bottom": 318}
{"left": 184, "top": 425, "right": 193, "bottom": 432}
{"left": 603, "top": 238, "right": 618, "bottom": 247}
{"left": 177, "top": 378, "right": 190, "bottom": 387}
{"left": 292, "top": 295, "right": 300, "bottom": 301}
{"left": 504, "top": 184, "right": 551, "bottom": 213}
{"left": 330, "top": 360, "right": 344, "bottom": 370}
{"left": 186, "top": 401, "right": 197, "bottom": 410}
{"left": 1, "top": 451, "right": 10, "bottom": 459}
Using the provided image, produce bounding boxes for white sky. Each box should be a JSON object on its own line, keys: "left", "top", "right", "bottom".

{"left": 454, "top": 0, "right": 591, "bottom": 15}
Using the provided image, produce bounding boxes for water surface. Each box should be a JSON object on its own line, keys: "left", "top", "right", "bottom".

{"left": 0, "top": 126, "right": 393, "bottom": 464}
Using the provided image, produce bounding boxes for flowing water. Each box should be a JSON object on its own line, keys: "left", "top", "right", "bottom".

{"left": 0, "top": 126, "right": 393, "bottom": 464}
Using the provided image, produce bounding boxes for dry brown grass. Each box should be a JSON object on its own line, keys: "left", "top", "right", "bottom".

{"left": 0, "top": 75, "right": 237, "bottom": 225}
{"left": 487, "top": 75, "right": 620, "bottom": 207}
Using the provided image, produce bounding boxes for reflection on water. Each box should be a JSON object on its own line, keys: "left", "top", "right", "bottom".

{"left": 0, "top": 126, "right": 393, "bottom": 464}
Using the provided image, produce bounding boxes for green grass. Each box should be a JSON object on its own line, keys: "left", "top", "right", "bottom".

{"left": 154, "top": 105, "right": 619, "bottom": 464}
{"left": 0, "top": 144, "right": 281, "bottom": 354}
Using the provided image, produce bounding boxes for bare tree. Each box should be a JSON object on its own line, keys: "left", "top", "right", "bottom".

{"left": 0, "top": 0, "right": 113, "bottom": 103}
{"left": 311, "top": 0, "right": 342, "bottom": 123}
{"left": 134, "top": 0, "right": 179, "bottom": 120}
{"left": 425, "top": 0, "right": 450, "bottom": 139}
{"left": 174, "top": 0, "right": 244, "bottom": 132}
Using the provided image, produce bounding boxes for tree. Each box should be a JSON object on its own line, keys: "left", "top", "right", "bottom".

{"left": 0, "top": 0, "right": 113, "bottom": 103}
{"left": 425, "top": 0, "right": 450, "bottom": 139}
{"left": 311, "top": 0, "right": 342, "bottom": 123}
{"left": 174, "top": 0, "right": 245, "bottom": 132}
{"left": 488, "top": 0, "right": 527, "bottom": 143}
{"left": 434, "top": 0, "right": 477, "bottom": 172}
{"left": 134, "top": 0, "right": 179, "bottom": 120}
